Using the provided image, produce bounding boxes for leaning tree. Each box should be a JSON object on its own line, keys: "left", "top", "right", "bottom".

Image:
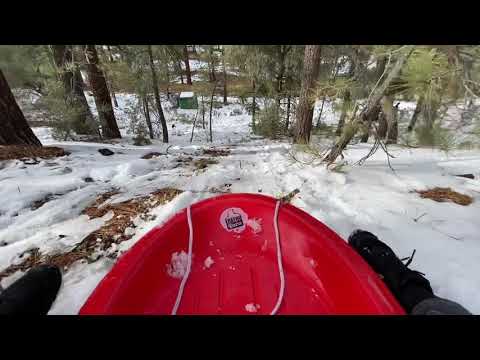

{"left": 0, "top": 69, "right": 42, "bottom": 146}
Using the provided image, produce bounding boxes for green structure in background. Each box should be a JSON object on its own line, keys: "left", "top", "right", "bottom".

{"left": 178, "top": 92, "right": 198, "bottom": 109}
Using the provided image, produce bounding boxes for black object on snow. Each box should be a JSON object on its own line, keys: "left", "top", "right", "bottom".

{"left": 348, "top": 230, "right": 434, "bottom": 313}
{"left": 455, "top": 174, "right": 475, "bottom": 179}
{"left": 98, "top": 148, "right": 115, "bottom": 156}
{"left": 84, "top": 177, "right": 94, "bottom": 183}
{"left": 0, "top": 265, "right": 62, "bottom": 315}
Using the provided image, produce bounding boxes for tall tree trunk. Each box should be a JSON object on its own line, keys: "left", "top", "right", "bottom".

{"left": 360, "top": 55, "right": 388, "bottom": 143}
{"left": 183, "top": 45, "right": 192, "bottom": 85}
{"left": 209, "top": 82, "right": 217, "bottom": 142}
{"left": 99, "top": 46, "right": 118, "bottom": 108}
{"left": 423, "top": 99, "right": 440, "bottom": 130}
{"left": 178, "top": 61, "right": 184, "bottom": 84}
{"left": 336, "top": 89, "right": 351, "bottom": 136}
{"left": 164, "top": 62, "right": 171, "bottom": 100}
{"left": 276, "top": 45, "right": 287, "bottom": 107}
{"left": 147, "top": 45, "right": 168, "bottom": 143}
{"left": 252, "top": 79, "right": 257, "bottom": 133}
{"left": 377, "top": 110, "right": 388, "bottom": 139}
{"left": 51, "top": 45, "right": 95, "bottom": 135}
{"left": 317, "top": 53, "right": 340, "bottom": 128}
{"left": 104, "top": 45, "right": 119, "bottom": 108}
{"left": 335, "top": 54, "right": 357, "bottom": 136}
{"left": 386, "top": 102, "right": 399, "bottom": 144}
{"left": 84, "top": 45, "right": 121, "bottom": 139}
{"left": 208, "top": 48, "right": 216, "bottom": 83}
{"left": 201, "top": 95, "right": 206, "bottom": 129}
{"left": 316, "top": 97, "right": 326, "bottom": 128}
{"left": 324, "top": 46, "right": 414, "bottom": 164}
{"left": 285, "top": 94, "right": 291, "bottom": 132}
{"left": 0, "top": 69, "right": 42, "bottom": 146}
{"left": 222, "top": 51, "right": 227, "bottom": 104}
{"left": 294, "top": 45, "right": 322, "bottom": 144}
{"left": 408, "top": 95, "right": 424, "bottom": 132}
{"left": 360, "top": 104, "right": 382, "bottom": 143}
{"left": 142, "top": 95, "right": 154, "bottom": 139}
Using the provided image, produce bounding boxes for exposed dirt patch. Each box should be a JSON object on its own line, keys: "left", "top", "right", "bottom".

{"left": 28, "top": 120, "right": 52, "bottom": 127}
{"left": 415, "top": 187, "right": 473, "bottom": 206}
{"left": 193, "top": 158, "right": 218, "bottom": 170}
{"left": 0, "top": 146, "right": 69, "bottom": 161}
{"left": 31, "top": 193, "right": 56, "bottom": 210}
{"left": 82, "top": 190, "right": 121, "bottom": 218}
{"left": 141, "top": 152, "right": 163, "bottom": 159}
{"left": 0, "top": 188, "right": 183, "bottom": 281}
{"left": 202, "top": 148, "right": 231, "bottom": 157}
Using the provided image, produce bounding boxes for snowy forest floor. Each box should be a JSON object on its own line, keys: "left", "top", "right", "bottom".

{"left": 1, "top": 91, "right": 480, "bottom": 314}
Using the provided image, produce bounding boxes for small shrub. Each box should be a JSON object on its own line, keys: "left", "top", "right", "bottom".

{"left": 177, "top": 113, "right": 194, "bottom": 124}
{"left": 132, "top": 123, "right": 151, "bottom": 146}
{"left": 312, "top": 122, "right": 335, "bottom": 137}
{"left": 41, "top": 81, "right": 99, "bottom": 140}
{"left": 124, "top": 96, "right": 154, "bottom": 144}
{"left": 415, "top": 123, "right": 455, "bottom": 152}
{"left": 255, "top": 104, "right": 285, "bottom": 139}
{"left": 458, "top": 141, "right": 476, "bottom": 150}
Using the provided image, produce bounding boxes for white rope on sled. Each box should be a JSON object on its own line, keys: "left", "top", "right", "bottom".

{"left": 172, "top": 200, "right": 285, "bottom": 315}
{"left": 270, "top": 200, "right": 285, "bottom": 315}
{"left": 171, "top": 205, "right": 194, "bottom": 315}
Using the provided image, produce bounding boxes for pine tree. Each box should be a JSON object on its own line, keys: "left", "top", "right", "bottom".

{"left": 294, "top": 45, "right": 322, "bottom": 144}
{"left": 0, "top": 69, "right": 42, "bottom": 146}
{"left": 50, "top": 45, "right": 95, "bottom": 135}
{"left": 84, "top": 45, "right": 121, "bottom": 139}
{"left": 147, "top": 45, "right": 168, "bottom": 143}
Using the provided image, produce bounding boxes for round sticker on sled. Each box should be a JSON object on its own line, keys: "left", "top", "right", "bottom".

{"left": 220, "top": 207, "right": 248, "bottom": 233}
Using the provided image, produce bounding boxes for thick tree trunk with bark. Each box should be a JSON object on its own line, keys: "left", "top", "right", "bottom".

{"left": 208, "top": 48, "right": 217, "bottom": 83}
{"left": 408, "top": 95, "right": 424, "bottom": 132}
{"left": 324, "top": 46, "right": 414, "bottom": 164}
{"left": 360, "top": 104, "right": 382, "bottom": 142}
{"left": 360, "top": 55, "right": 388, "bottom": 143}
{"left": 84, "top": 45, "right": 121, "bottom": 139}
{"left": 336, "top": 89, "right": 351, "bottom": 136}
{"left": 99, "top": 46, "right": 118, "bottom": 108}
{"left": 104, "top": 46, "right": 119, "bottom": 108}
{"left": 383, "top": 96, "right": 398, "bottom": 144}
{"left": 51, "top": 45, "right": 95, "bottom": 134}
{"left": 147, "top": 45, "right": 168, "bottom": 143}
{"left": 0, "top": 69, "right": 42, "bottom": 146}
{"left": 377, "top": 110, "right": 388, "bottom": 139}
{"left": 183, "top": 46, "right": 192, "bottom": 85}
{"left": 142, "top": 95, "right": 154, "bottom": 139}
{"left": 294, "top": 45, "right": 322, "bottom": 144}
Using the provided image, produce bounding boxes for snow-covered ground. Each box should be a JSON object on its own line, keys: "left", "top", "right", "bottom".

{"left": 2, "top": 92, "right": 480, "bottom": 314}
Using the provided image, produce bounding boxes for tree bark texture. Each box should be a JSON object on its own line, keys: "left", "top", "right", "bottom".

{"left": 407, "top": 95, "right": 424, "bottom": 132}
{"left": 0, "top": 69, "right": 42, "bottom": 146}
{"left": 183, "top": 45, "right": 192, "bottom": 85}
{"left": 84, "top": 45, "right": 121, "bottom": 139}
{"left": 51, "top": 45, "right": 95, "bottom": 134}
{"left": 142, "top": 95, "right": 154, "bottom": 139}
{"left": 294, "top": 45, "right": 322, "bottom": 144}
{"left": 147, "top": 45, "right": 169, "bottom": 143}
{"left": 324, "top": 46, "right": 414, "bottom": 164}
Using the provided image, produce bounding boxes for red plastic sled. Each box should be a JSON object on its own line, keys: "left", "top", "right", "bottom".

{"left": 79, "top": 193, "right": 405, "bottom": 315}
